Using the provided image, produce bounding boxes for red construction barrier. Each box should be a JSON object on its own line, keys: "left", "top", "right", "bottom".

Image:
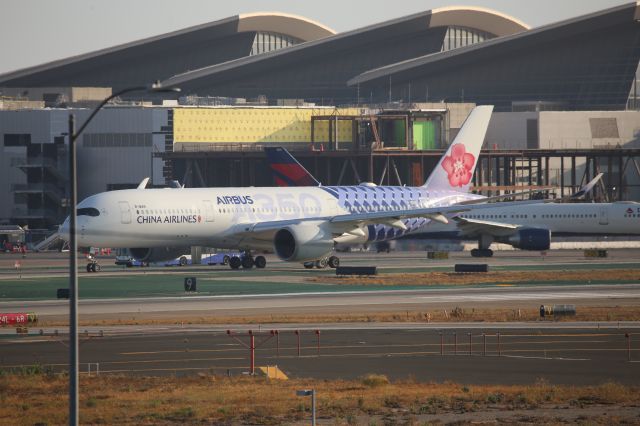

{"left": 0, "top": 313, "right": 37, "bottom": 326}
{"left": 227, "top": 329, "right": 274, "bottom": 375}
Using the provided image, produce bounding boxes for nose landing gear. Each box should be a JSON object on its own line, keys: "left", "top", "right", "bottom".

{"left": 85, "top": 254, "right": 101, "bottom": 272}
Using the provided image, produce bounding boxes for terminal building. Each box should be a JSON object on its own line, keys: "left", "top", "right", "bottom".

{"left": 1, "top": 3, "right": 640, "bottom": 234}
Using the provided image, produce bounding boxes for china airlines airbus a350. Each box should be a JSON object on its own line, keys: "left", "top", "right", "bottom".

{"left": 60, "top": 106, "right": 548, "bottom": 269}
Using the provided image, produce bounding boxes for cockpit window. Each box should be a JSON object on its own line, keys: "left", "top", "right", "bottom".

{"left": 77, "top": 208, "right": 100, "bottom": 217}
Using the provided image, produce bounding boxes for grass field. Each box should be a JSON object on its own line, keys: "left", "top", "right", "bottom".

{"left": 0, "top": 273, "right": 344, "bottom": 300}
{"left": 310, "top": 268, "right": 640, "bottom": 286}
{"left": 1, "top": 265, "right": 639, "bottom": 301}
{"left": 28, "top": 305, "right": 637, "bottom": 327}
{"left": 1, "top": 372, "right": 638, "bottom": 425}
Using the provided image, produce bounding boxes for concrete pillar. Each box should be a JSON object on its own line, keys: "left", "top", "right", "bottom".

{"left": 190, "top": 246, "right": 202, "bottom": 265}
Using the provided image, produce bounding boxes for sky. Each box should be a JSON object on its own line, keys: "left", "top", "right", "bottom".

{"left": 0, "top": 0, "right": 628, "bottom": 74}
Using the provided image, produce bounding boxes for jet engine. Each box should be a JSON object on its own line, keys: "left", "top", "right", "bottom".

{"left": 129, "top": 247, "right": 190, "bottom": 263}
{"left": 501, "top": 228, "right": 551, "bottom": 251}
{"left": 273, "top": 222, "right": 333, "bottom": 262}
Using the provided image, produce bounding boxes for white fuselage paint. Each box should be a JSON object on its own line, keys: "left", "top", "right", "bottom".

{"left": 64, "top": 185, "right": 482, "bottom": 250}
{"left": 422, "top": 202, "right": 640, "bottom": 237}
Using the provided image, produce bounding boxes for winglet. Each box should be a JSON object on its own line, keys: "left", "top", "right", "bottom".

{"left": 137, "top": 177, "right": 150, "bottom": 189}
{"left": 572, "top": 173, "right": 603, "bottom": 199}
{"left": 422, "top": 105, "right": 493, "bottom": 192}
{"left": 265, "top": 147, "right": 321, "bottom": 187}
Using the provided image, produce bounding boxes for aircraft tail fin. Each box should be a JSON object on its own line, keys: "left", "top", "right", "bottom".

{"left": 572, "top": 173, "right": 603, "bottom": 199}
{"left": 265, "top": 147, "right": 321, "bottom": 187}
{"left": 422, "top": 105, "right": 493, "bottom": 192}
{"left": 137, "top": 177, "right": 150, "bottom": 189}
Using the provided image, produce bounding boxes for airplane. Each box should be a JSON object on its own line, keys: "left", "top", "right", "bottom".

{"left": 412, "top": 196, "right": 640, "bottom": 257}
{"left": 60, "top": 105, "right": 552, "bottom": 269}
{"left": 264, "top": 141, "right": 640, "bottom": 258}
{"left": 265, "top": 146, "right": 320, "bottom": 187}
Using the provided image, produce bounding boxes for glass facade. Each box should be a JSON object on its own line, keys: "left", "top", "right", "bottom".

{"left": 441, "top": 26, "right": 494, "bottom": 51}
{"left": 250, "top": 32, "right": 303, "bottom": 55}
{"left": 83, "top": 133, "right": 152, "bottom": 147}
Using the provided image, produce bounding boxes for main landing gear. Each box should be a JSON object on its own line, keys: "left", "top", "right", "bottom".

{"left": 470, "top": 234, "right": 494, "bottom": 257}
{"left": 470, "top": 248, "right": 493, "bottom": 257}
{"left": 303, "top": 255, "right": 340, "bottom": 269}
{"left": 229, "top": 252, "right": 266, "bottom": 270}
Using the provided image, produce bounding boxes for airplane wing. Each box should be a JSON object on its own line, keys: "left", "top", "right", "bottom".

{"left": 450, "top": 216, "right": 520, "bottom": 237}
{"left": 459, "top": 173, "right": 603, "bottom": 205}
{"left": 443, "top": 174, "right": 604, "bottom": 240}
{"left": 232, "top": 199, "right": 546, "bottom": 239}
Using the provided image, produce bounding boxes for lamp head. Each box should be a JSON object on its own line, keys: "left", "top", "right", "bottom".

{"left": 149, "top": 80, "right": 181, "bottom": 93}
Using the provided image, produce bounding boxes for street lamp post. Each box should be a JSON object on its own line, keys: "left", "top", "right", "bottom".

{"left": 67, "top": 83, "right": 179, "bottom": 426}
{"left": 296, "top": 389, "right": 316, "bottom": 426}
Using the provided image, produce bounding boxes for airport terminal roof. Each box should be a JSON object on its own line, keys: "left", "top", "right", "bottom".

{"left": 347, "top": 1, "right": 640, "bottom": 87}
{"left": 159, "top": 6, "right": 529, "bottom": 89}
{"left": 0, "top": 12, "right": 335, "bottom": 87}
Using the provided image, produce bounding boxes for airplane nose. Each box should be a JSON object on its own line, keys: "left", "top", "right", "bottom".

{"left": 59, "top": 217, "right": 70, "bottom": 241}
{"left": 59, "top": 215, "right": 90, "bottom": 242}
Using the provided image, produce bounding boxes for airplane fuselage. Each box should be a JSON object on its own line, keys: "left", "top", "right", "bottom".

{"left": 419, "top": 201, "right": 640, "bottom": 238}
{"left": 68, "top": 185, "right": 483, "bottom": 250}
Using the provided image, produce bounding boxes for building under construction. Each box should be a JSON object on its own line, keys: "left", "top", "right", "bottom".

{"left": 162, "top": 105, "right": 640, "bottom": 203}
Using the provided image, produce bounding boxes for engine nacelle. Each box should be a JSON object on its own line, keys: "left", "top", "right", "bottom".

{"left": 129, "top": 247, "right": 190, "bottom": 263}
{"left": 503, "top": 228, "right": 551, "bottom": 251}
{"left": 273, "top": 223, "right": 333, "bottom": 262}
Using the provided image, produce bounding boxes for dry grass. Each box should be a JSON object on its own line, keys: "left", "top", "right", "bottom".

{"left": 0, "top": 373, "right": 638, "bottom": 425}
{"left": 308, "top": 268, "right": 640, "bottom": 286}
{"left": 34, "top": 305, "right": 640, "bottom": 327}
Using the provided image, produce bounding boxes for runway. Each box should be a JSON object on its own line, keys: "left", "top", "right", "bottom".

{"left": 2, "top": 283, "right": 639, "bottom": 320}
{"left": 2, "top": 250, "right": 639, "bottom": 385}
{"left": 1, "top": 325, "right": 638, "bottom": 385}
{"left": 3, "top": 248, "right": 640, "bottom": 279}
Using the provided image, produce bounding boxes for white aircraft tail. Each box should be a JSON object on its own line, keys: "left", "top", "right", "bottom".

{"left": 422, "top": 105, "right": 493, "bottom": 192}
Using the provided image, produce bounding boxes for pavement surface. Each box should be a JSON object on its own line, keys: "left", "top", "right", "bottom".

{"left": 1, "top": 284, "right": 639, "bottom": 321}
{"left": 1, "top": 325, "right": 638, "bottom": 385}
{"left": 1, "top": 250, "right": 640, "bottom": 319}
{"left": 2, "top": 249, "right": 640, "bottom": 385}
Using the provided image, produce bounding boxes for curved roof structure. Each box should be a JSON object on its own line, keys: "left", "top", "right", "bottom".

{"left": 348, "top": 2, "right": 640, "bottom": 111}
{"left": 160, "top": 6, "right": 528, "bottom": 93}
{"left": 428, "top": 6, "right": 529, "bottom": 35}
{"left": 348, "top": 3, "right": 636, "bottom": 86}
{"left": 238, "top": 12, "right": 335, "bottom": 41}
{"left": 0, "top": 12, "right": 335, "bottom": 89}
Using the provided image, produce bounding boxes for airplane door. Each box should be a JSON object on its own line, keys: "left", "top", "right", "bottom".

{"left": 118, "top": 201, "right": 131, "bottom": 224}
{"left": 598, "top": 206, "right": 608, "bottom": 225}
{"left": 203, "top": 200, "right": 215, "bottom": 222}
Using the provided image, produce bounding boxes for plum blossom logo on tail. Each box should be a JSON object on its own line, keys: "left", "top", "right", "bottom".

{"left": 441, "top": 143, "right": 475, "bottom": 187}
